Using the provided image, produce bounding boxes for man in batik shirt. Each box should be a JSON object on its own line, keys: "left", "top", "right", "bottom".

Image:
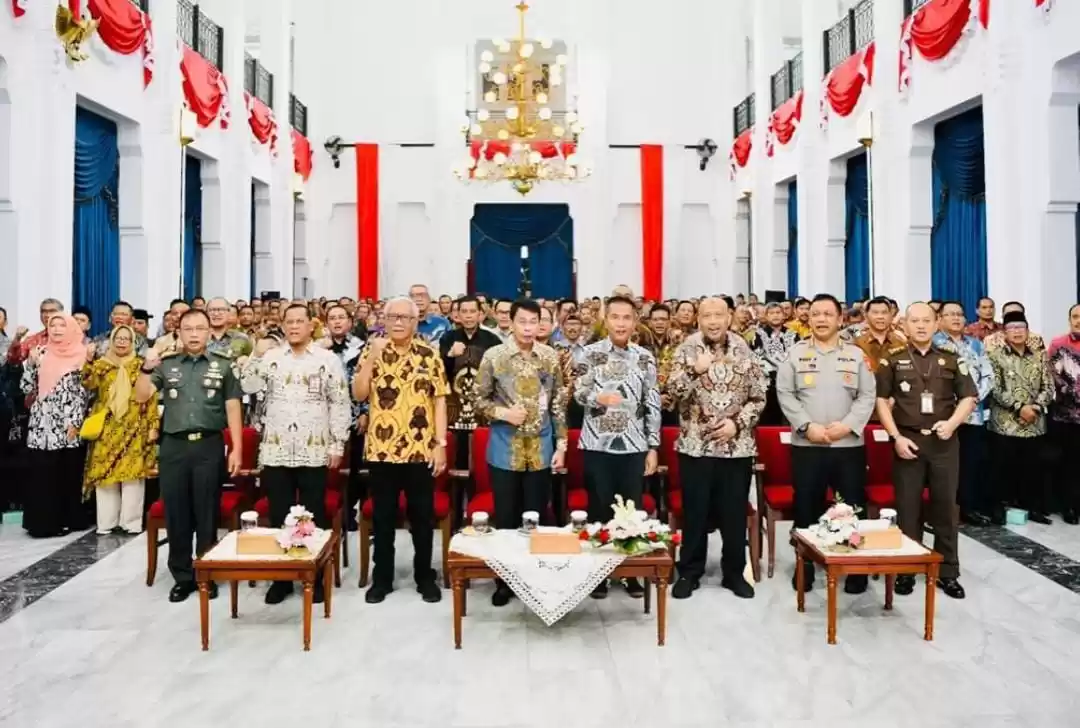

{"left": 1048, "top": 303, "right": 1080, "bottom": 524}
{"left": 667, "top": 297, "right": 766, "bottom": 601}
{"left": 439, "top": 296, "right": 501, "bottom": 468}
{"left": 325, "top": 303, "right": 368, "bottom": 520}
{"left": 745, "top": 302, "right": 795, "bottom": 425}
{"left": 984, "top": 301, "right": 1044, "bottom": 354}
{"left": 964, "top": 297, "right": 1002, "bottom": 342}
{"left": 409, "top": 284, "right": 451, "bottom": 345}
{"left": 475, "top": 299, "right": 568, "bottom": 608}
{"left": 987, "top": 311, "right": 1055, "bottom": 525}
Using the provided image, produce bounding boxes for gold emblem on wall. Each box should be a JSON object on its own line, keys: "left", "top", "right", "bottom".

{"left": 55, "top": 4, "right": 99, "bottom": 64}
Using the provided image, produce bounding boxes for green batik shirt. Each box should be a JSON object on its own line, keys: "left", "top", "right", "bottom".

{"left": 150, "top": 351, "right": 243, "bottom": 434}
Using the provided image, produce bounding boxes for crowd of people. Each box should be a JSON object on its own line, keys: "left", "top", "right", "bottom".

{"left": 1, "top": 285, "right": 1078, "bottom": 608}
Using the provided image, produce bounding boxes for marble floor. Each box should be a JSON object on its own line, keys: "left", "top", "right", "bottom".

{"left": 1, "top": 519, "right": 1079, "bottom": 728}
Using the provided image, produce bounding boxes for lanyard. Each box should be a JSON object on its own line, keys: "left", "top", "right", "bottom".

{"left": 907, "top": 345, "right": 934, "bottom": 392}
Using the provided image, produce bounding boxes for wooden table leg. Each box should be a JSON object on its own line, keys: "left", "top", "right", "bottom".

{"left": 452, "top": 575, "right": 464, "bottom": 649}
{"left": 643, "top": 574, "right": 652, "bottom": 615}
{"left": 323, "top": 559, "right": 333, "bottom": 618}
{"left": 795, "top": 546, "right": 806, "bottom": 613}
{"left": 826, "top": 569, "right": 838, "bottom": 645}
{"left": 884, "top": 574, "right": 895, "bottom": 611}
{"left": 230, "top": 581, "right": 239, "bottom": 618}
{"left": 656, "top": 574, "right": 668, "bottom": 647}
{"left": 198, "top": 580, "right": 210, "bottom": 651}
{"left": 302, "top": 579, "right": 313, "bottom": 651}
{"left": 924, "top": 564, "right": 938, "bottom": 641}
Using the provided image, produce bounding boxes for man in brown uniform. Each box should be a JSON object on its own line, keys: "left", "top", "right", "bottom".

{"left": 875, "top": 302, "right": 976, "bottom": 600}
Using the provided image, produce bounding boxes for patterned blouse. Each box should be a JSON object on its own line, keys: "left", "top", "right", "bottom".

{"left": 20, "top": 361, "right": 89, "bottom": 451}
{"left": 932, "top": 332, "right": 995, "bottom": 426}
{"left": 745, "top": 325, "right": 796, "bottom": 376}
{"left": 986, "top": 344, "right": 1055, "bottom": 438}
{"left": 240, "top": 345, "right": 352, "bottom": 468}
{"left": 574, "top": 338, "right": 661, "bottom": 454}
{"left": 1048, "top": 334, "right": 1080, "bottom": 425}
{"left": 475, "top": 341, "right": 568, "bottom": 471}
{"left": 667, "top": 332, "right": 767, "bottom": 459}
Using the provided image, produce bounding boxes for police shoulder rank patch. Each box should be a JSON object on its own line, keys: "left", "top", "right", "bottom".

{"left": 958, "top": 361, "right": 969, "bottom": 376}
{"left": 880, "top": 358, "right": 890, "bottom": 367}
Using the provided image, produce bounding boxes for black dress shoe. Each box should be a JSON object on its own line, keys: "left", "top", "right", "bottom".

{"left": 937, "top": 577, "right": 965, "bottom": 599}
{"left": 491, "top": 584, "right": 513, "bottom": 607}
{"left": 791, "top": 563, "right": 815, "bottom": 592}
{"left": 894, "top": 575, "right": 915, "bottom": 596}
{"left": 961, "top": 511, "right": 991, "bottom": 527}
{"left": 844, "top": 574, "right": 868, "bottom": 594}
{"left": 169, "top": 582, "right": 197, "bottom": 603}
{"left": 207, "top": 582, "right": 219, "bottom": 600}
{"left": 590, "top": 581, "right": 609, "bottom": 599}
{"left": 1064, "top": 510, "right": 1079, "bottom": 525}
{"left": 1029, "top": 512, "right": 1052, "bottom": 525}
{"left": 990, "top": 508, "right": 1007, "bottom": 526}
{"left": 720, "top": 576, "right": 754, "bottom": 599}
{"left": 623, "top": 578, "right": 645, "bottom": 599}
{"left": 416, "top": 581, "right": 442, "bottom": 603}
{"left": 671, "top": 577, "right": 700, "bottom": 600}
{"left": 312, "top": 582, "right": 325, "bottom": 605}
{"left": 265, "top": 581, "right": 294, "bottom": 605}
{"left": 365, "top": 584, "right": 392, "bottom": 604}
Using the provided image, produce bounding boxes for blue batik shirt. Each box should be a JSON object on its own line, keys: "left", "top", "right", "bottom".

{"left": 932, "top": 331, "right": 995, "bottom": 426}
{"left": 416, "top": 313, "right": 451, "bottom": 346}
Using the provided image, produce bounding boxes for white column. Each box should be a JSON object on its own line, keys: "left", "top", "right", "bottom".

{"left": 796, "top": 0, "right": 829, "bottom": 295}
{"left": 751, "top": 0, "right": 783, "bottom": 297}
{"left": 823, "top": 159, "right": 847, "bottom": 297}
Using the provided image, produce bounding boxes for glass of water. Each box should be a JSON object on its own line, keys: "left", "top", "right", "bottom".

{"left": 570, "top": 510, "right": 588, "bottom": 533}
{"left": 522, "top": 511, "right": 540, "bottom": 532}
{"left": 240, "top": 511, "right": 259, "bottom": 532}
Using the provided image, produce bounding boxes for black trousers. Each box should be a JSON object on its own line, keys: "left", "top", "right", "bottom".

{"left": 24, "top": 446, "right": 86, "bottom": 538}
{"left": 1051, "top": 420, "right": 1080, "bottom": 514}
{"left": 957, "top": 424, "right": 987, "bottom": 514}
{"left": 347, "top": 430, "right": 366, "bottom": 524}
{"left": 489, "top": 466, "right": 550, "bottom": 530}
{"left": 676, "top": 455, "right": 752, "bottom": 582}
{"left": 262, "top": 466, "right": 328, "bottom": 530}
{"left": 893, "top": 431, "right": 959, "bottom": 579}
{"left": 159, "top": 433, "right": 224, "bottom": 585}
{"left": 582, "top": 450, "right": 645, "bottom": 524}
{"left": 759, "top": 375, "right": 785, "bottom": 426}
{"left": 790, "top": 446, "right": 865, "bottom": 529}
{"left": 368, "top": 462, "right": 435, "bottom": 588}
{"left": 989, "top": 431, "right": 1052, "bottom": 515}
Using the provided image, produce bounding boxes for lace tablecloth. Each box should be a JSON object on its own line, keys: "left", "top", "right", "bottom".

{"left": 448, "top": 528, "right": 627, "bottom": 626}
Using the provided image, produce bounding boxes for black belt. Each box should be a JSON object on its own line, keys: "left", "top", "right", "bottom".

{"left": 898, "top": 425, "right": 935, "bottom": 437}
{"left": 164, "top": 430, "right": 222, "bottom": 442}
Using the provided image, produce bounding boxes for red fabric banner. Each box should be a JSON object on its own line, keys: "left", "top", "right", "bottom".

{"left": 732, "top": 130, "right": 753, "bottom": 167}
{"left": 356, "top": 144, "right": 379, "bottom": 300}
{"left": 292, "top": 129, "right": 313, "bottom": 181}
{"left": 978, "top": 0, "right": 990, "bottom": 28}
{"left": 87, "top": 0, "right": 155, "bottom": 87}
{"left": 909, "top": 0, "right": 971, "bottom": 61}
{"left": 181, "top": 47, "right": 229, "bottom": 129}
{"left": 640, "top": 145, "right": 663, "bottom": 302}
{"left": 771, "top": 91, "right": 803, "bottom": 146}
{"left": 245, "top": 92, "right": 278, "bottom": 155}
{"left": 825, "top": 42, "right": 875, "bottom": 119}
{"left": 468, "top": 140, "right": 576, "bottom": 161}
{"left": 11, "top": 0, "right": 26, "bottom": 18}
{"left": 69, "top": 0, "right": 81, "bottom": 17}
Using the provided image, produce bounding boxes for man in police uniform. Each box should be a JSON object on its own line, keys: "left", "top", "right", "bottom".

{"left": 875, "top": 302, "right": 976, "bottom": 600}
{"left": 777, "top": 294, "right": 877, "bottom": 594}
{"left": 136, "top": 309, "right": 243, "bottom": 603}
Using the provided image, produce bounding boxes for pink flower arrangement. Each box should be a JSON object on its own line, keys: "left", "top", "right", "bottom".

{"left": 814, "top": 497, "right": 864, "bottom": 550}
{"left": 276, "top": 505, "right": 318, "bottom": 553}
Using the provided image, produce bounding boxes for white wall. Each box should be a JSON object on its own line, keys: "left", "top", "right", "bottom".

{"left": 746, "top": 0, "right": 1080, "bottom": 335}
{"left": 0, "top": 0, "right": 298, "bottom": 330}
{"left": 297, "top": 0, "right": 747, "bottom": 300}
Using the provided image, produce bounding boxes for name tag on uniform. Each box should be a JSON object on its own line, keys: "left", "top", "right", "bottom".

{"left": 921, "top": 391, "right": 934, "bottom": 414}
{"left": 308, "top": 375, "right": 322, "bottom": 394}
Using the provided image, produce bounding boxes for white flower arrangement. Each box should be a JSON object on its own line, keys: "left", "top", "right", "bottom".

{"left": 276, "top": 504, "right": 319, "bottom": 553}
{"left": 812, "top": 498, "right": 862, "bottom": 550}
{"left": 581, "top": 495, "right": 679, "bottom": 555}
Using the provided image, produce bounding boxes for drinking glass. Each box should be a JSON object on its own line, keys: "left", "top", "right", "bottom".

{"left": 522, "top": 511, "right": 540, "bottom": 532}
{"left": 240, "top": 511, "right": 259, "bottom": 532}
{"left": 471, "top": 511, "right": 490, "bottom": 533}
{"left": 570, "top": 510, "right": 588, "bottom": 533}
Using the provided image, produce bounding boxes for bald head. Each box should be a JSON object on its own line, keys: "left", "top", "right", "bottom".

{"left": 905, "top": 302, "right": 936, "bottom": 347}
{"left": 612, "top": 284, "right": 633, "bottom": 299}
{"left": 697, "top": 296, "right": 731, "bottom": 342}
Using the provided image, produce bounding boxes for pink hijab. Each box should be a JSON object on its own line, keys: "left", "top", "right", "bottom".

{"left": 39, "top": 314, "right": 86, "bottom": 397}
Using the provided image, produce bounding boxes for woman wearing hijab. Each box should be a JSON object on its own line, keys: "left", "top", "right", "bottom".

{"left": 82, "top": 325, "right": 160, "bottom": 534}
{"left": 19, "top": 314, "right": 91, "bottom": 537}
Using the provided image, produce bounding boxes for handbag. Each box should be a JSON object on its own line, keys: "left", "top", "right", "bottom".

{"left": 80, "top": 408, "right": 107, "bottom": 441}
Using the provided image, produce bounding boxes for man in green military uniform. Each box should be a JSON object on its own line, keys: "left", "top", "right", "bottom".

{"left": 875, "top": 302, "right": 977, "bottom": 600}
{"left": 136, "top": 309, "right": 243, "bottom": 603}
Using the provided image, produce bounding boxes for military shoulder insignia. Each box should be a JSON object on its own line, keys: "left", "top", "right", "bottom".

{"left": 958, "top": 361, "right": 969, "bottom": 376}
{"left": 880, "top": 358, "right": 890, "bottom": 367}
{"left": 887, "top": 345, "right": 905, "bottom": 355}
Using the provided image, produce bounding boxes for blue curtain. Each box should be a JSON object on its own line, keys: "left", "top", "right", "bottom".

{"left": 787, "top": 181, "right": 798, "bottom": 297}
{"left": 73, "top": 108, "right": 120, "bottom": 336}
{"left": 183, "top": 155, "right": 202, "bottom": 301}
{"left": 932, "top": 106, "right": 987, "bottom": 315}
{"left": 845, "top": 154, "right": 870, "bottom": 303}
{"left": 470, "top": 204, "right": 573, "bottom": 300}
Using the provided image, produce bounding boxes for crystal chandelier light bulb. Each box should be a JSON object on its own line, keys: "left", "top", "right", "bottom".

{"left": 497, "top": 129, "right": 510, "bottom": 140}
{"left": 498, "top": 41, "right": 511, "bottom": 53}
{"left": 519, "top": 43, "right": 534, "bottom": 58}
{"left": 555, "top": 54, "right": 568, "bottom": 66}
{"left": 539, "top": 38, "right": 553, "bottom": 50}
{"left": 493, "top": 152, "right": 508, "bottom": 165}
{"left": 492, "top": 71, "right": 507, "bottom": 85}
{"left": 565, "top": 111, "right": 578, "bottom": 123}
{"left": 505, "top": 106, "right": 520, "bottom": 120}
{"left": 538, "top": 107, "right": 552, "bottom": 120}
{"left": 479, "top": 62, "right": 492, "bottom": 74}
{"left": 535, "top": 92, "right": 548, "bottom": 104}
{"left": 480, "top": 50, "right": 494, "bottom": 63}
{"left": 477, "top": 109, "right": 490, "bottom": 122}
{"left": 551, "top": 125, "right": 565, "bottom": 138}
{"left": 470, "top": 123, "right": 483, "bottom": 136}
{"left": 484, "top": 91, "right": 497, "bottom": 103}
{"left": 529, "top": 150, "right": 542, "bottom": 164}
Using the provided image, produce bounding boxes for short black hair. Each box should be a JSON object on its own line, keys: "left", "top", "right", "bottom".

{"left": 1002, "top": 300, "right": 1025, "bottom": 313}
{"left": 886, "top": 298, "right": 899, "bottom": 309}
{"left": 283, "top": 303, "right": 311, "bottom": 319}
{"left": 649, "top": 303, "right": 671, "bottom": 318}
{"left": 457, "top": 295, "right": 481, "bottom": 310}
{"left": 239, "top": 305, "right": 254, "bottom": 314}
{"left": 178, "top": 309, "right": 209, "bottom": 327}
{"left": 494, "top": 298, "right": 513, "bottom": 312}
{"left": 794, "top": 297, "right": 810, "bottom": 308}
{"left": 939, "top": 300, "right": 965, "bottom": 314}
{"left": 557, "top": 298, "right": 576, "bottom": 312}
{"left": 510, "top": 298, "right": 541, "bottom": 321}
{"left": 866, "top": 296, "right": 892, "bottom": 312}
{"left": 606, "top": 295, "right": 636, "bottom": 313}
{"left": 977, "top": 296, "right": 994, "bottom": 307}
{"left": 811, "top": 293, "right": 843, "bottom": 315}
{"left": 564, "top": 313, "right": 581, "bottom": 323}
{"left": 112, "top": 300, "right": 133, "bottom": 313}
{"left": 324, "top": 304, "right": 351, "bottom": 319}
{"left": 721, "top": 295, "right": 735, "bottom": 311}
{"left": 675, "top": 300, "right": 695, "bottom": 313}
{"left": 1069, "top": 303, "right": 1080, "bottom": 318}
{"left": 192, "top": 296, "right": 206, "bottom": 304}
{"left": 338, "top": 296, "right": 354, "bottom": 305}
{"left": 169, "top": 298, "right": 186, "bottom": 307}
{"left": 438, "top": 294, "right": 452, "bottom": 301}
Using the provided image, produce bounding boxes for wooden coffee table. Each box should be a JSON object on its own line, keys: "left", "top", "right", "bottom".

{"left": 194, "top": 530, "right": 337, "bottom": 651}
{"left": 792, "top": 528, "right": 943, "bottom": 645}
{"left": 447, "top": 550, "right": 674, "bottom": 649}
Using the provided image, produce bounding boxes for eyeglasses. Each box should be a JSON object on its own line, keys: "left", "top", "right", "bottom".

{"left": 207, "top": 307, "right": 230, "bottom": 314}
{"left": 385, "top": 314, "right": 416, "bottom": 324}
{"left": 180, "top": 326, "right": 209, "bottom": 334}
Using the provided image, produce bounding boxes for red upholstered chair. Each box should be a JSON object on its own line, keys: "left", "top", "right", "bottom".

{"left": 356, "top": 431, "right": 456, "bottom": 589}
{"left": 563, "top": 428, "right": 658, "bottom": 520}
{"left": 145, "top": 427, "right": 257, "bottom": 587}
{"left": 754, "top": 426, "right": 800, "bottom": 579}
{"left": 661, "top": 426, "right": 761, "bottom": 583}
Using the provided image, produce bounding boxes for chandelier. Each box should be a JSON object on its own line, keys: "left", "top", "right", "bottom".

{"left": 454, "top": 2, "right": 590, "bottom": 196}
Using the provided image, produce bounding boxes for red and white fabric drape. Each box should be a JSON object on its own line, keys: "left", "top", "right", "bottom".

{"left": 11, "top": 0, "right": 27, "bottom": 18}
{"left": 820, "top": 42, "right": 876, "bottom": 130}
{"left": 245, "top": 92, "right": 279, "bottom": 156}
{"left": 1035, "top": 0, "right": 1053, "bottom": 12}
{"left": 899, "top": 0, "right": 990, "bottom": 96}
{"left": 86, "top": 0, "right": 155, "bottom": 87}
{"left": 292, "top": 129, "right": 312, "bottom": 181}
{"left": 181, "top": 46, "right": 230, "bottom": 129}
{"left": 729, "top": 129, "right": 752, "bottom": 179}
{"left": 766, "top": 90, "right": 803, "bottom": 158}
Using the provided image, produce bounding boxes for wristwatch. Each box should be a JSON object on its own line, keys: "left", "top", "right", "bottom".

{"left": 796, "top": 423, "right": 810, "bottom": 437}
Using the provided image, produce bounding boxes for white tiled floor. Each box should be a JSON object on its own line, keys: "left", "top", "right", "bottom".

{"left": 0, "top": 525, "right": 85, "bottom": 582}
{"left": 1, "top": 525, "right": 1079, "bottom": 728}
